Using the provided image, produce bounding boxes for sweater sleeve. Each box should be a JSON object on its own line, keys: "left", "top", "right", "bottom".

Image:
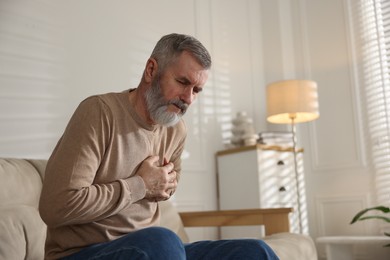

{"left": 170, "top": 120, "right": 187, "bottom": 184}
{"left": 39, "top": 96, "right": 146, "bottom": 228}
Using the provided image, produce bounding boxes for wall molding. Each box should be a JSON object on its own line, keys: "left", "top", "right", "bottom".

{"left": 315, "top": 193, "right": 371, "bottom": 236}
{"left": 296, "top": 0, "right": 368, "bottom": 173}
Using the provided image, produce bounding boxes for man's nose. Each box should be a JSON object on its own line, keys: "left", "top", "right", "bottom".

{"left": 180, "top": 87, "right": 194, "bottom": 105}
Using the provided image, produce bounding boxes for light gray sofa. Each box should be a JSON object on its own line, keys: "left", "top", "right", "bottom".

{"left": 0, "top": 158, "right": 317, "bottom": 260}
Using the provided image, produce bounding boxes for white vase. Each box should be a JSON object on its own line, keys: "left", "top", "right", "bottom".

{"left": 230, "top": 111, "right": 258, "bottom": 146}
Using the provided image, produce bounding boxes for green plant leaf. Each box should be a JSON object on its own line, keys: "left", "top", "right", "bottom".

{"left": 357, "top": 216, "right": 390, "bottom": 223}
{"left": 350, "top": 206, "right": 390, "bottom": 224}
{"left": 351, "top": 207, "right": 390, "bottom": 247}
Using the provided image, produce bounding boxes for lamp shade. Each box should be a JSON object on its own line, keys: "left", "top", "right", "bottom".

{"left": 266, "top": 80, "right": 319, "bottom": 124}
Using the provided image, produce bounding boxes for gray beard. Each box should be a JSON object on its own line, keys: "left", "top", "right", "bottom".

{"left": 145, "top": 78, "right": 188, "bottom": 127}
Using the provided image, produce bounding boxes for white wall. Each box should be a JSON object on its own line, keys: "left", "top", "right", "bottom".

{"left": 285, "top": 0, "right": 387, "bottom": 259}
{"left": 0, "top": 0, "right": 385, "bottom": 259}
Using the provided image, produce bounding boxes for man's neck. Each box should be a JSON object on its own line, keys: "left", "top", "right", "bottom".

{"left": 128, "top": 88, "right": 155, "bottom": 126}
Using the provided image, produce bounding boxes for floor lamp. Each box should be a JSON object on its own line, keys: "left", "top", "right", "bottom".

{"left": 266, "top": 79, "right": 319, "bottom": 234}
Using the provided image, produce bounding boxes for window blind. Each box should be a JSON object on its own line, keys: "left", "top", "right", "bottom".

{"left": 359, "top": 0, "right": 390, "bottom": 205}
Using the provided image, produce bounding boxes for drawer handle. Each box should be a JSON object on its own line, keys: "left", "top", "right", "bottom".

{"left": 277, "top": 160, "right": 285, "bottom": 166}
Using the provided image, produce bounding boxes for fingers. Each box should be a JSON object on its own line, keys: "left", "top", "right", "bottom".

{"left": 165, "top": 171, "right": 177, "bottom": 191}
{"left": 160, "top": 158, "right": 176, "bottom": 184}
{"left": 138, "top": 156, "right": 178, "bottom": 201}
{"left": 168, "top": 170, "right": 176, "bottom": 182}
{"left": 162, "top": 188, "right": 175, "bottom": 201}
{"left": 162, "top": 162, "right": 174, "bottom": 174}
{"left": 158, "top": 172, "right": 177, "bottom": 201}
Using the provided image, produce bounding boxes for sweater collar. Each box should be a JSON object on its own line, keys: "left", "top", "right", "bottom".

{"left": 123, "top": 89, "right": 159, "bottom": 132}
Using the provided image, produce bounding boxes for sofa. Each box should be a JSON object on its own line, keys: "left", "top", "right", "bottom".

{"left": 0, "top": 158, "right": 318, "bottom": 260}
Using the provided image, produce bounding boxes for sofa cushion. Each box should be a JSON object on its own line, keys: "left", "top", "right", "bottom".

{"left": 0, "top": 205, "right": 46, "bottom": 260}
{"left": 27, "top": 159, "right": 47, "bottom": 181}
{"left": 0, "top": 158, "right": 43, "bottom": 207}
{"left": 263, "top": 232, "right": 318, "bottom": 260}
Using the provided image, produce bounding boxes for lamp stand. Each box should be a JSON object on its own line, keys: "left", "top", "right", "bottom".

{"left": 290, "top": 116, "right": 303, "bottom": 234}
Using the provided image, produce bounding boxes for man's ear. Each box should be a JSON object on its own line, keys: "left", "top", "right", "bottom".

{"left": 144, "top": 58, "right": 158, "bottom": 83}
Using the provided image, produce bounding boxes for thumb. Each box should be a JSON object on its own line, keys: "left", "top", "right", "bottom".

{"left": 146, "top": 155, "right": 160, "bottom": 165}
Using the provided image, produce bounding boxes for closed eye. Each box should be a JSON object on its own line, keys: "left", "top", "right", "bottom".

{"left": 176, "top": 78, "right": 191, "bottom": 86}
{"left": 176, "top": 77, "right": 203, "bottom": 94}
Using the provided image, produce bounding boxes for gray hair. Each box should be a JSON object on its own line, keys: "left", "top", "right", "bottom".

{"left": 150, "top": 33, "right": 212, "bottom": 73}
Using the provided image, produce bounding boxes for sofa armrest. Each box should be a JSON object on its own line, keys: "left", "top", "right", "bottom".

{"left": 179, "top": 207, "right": 293, "bottom": 236}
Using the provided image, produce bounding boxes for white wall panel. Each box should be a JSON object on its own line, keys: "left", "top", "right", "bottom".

{"left": 0, "top": 0, "right": 66, "bottom": 158}
{"left": 302, "top": 0, "right": 366, "bottom": 171}
{"left": 315, "top": 194, "right": 370, "bottom": 236}
{"left": 315, "top": 194, "right": 376, "bottom": 259}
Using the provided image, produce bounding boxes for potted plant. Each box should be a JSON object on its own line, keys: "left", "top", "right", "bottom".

{"left": 350, "top": 205, "right": 390, "bottom": 247}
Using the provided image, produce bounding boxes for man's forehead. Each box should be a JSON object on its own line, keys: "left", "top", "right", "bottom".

{"left": 169, "top": 53, "right": 208, "bottom": 80}
{"left": 177, "top": 68, "right": 209, "bottom": 84}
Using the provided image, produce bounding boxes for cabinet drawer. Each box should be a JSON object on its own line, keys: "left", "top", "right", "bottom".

{"left": 217, "top": 144, "right": 305, "bottom": 235}
{"left": 257, "top": 150, "right": 296, "bottom": 206}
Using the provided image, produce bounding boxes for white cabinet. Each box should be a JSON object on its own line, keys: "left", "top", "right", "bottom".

{"left": 216, "top": 144, "right": 306, "bottom": 238}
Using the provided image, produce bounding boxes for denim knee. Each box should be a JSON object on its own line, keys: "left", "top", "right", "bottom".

{"left": 62, "top": 227, "right": 186, "bottom": 260}
{"left": 139, "top": 227, "right": 184, "bottom": 247}
{"left": 236, "top": 239, "right": 279, "bottom": 259}
{"left": 134, "top": 227, "right": 186, "bottom": 259}
{"left": 185, "top": 238, "right": 279, "bottom": 260}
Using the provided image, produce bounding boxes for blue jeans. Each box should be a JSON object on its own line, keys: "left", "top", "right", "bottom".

{"left": 62, "top": 227, "right": 279, "bottom": 260}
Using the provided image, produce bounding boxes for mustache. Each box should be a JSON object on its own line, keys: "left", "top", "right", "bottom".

{"left": 168, "top": 99, "right": 189, "bottom": 114}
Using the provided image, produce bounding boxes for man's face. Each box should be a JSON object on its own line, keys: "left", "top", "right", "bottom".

{"left": 145, "top": 51, "right": 209, "bottom": 126}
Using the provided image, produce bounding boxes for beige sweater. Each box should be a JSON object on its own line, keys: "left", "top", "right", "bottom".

{"left": 39, "top": 91, "right": 186, "bottom": 260}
